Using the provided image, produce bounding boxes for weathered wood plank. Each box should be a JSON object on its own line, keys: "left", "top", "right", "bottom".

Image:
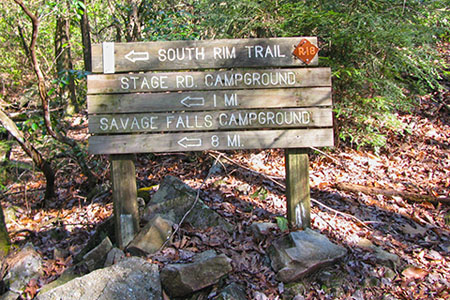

{"left": 89, "top": 128, "right": 334, "bottom": 154}
{"left": 92, "top": 37, "right": 318, "bottom": 73}
{"left": 285, "top": 148, "right": 311, "bottom": 229}
{"left": 88, "top": 108, "right": 333, "bottom": 134}
{"left": 87, "top": 87, "right": 332, "bottom": 114}
{"left": 110, "top": 154, "right": 139, "bottom": 248}
{"left": 87, "top": 68, "right": 331, "bottom": 94}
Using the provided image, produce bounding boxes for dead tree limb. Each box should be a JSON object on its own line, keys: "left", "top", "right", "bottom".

{"left": 335, "top": 182, "right": 450, "bottom": 205}
{"left": 0, "top": 108, "right": 55, "bottom": 199}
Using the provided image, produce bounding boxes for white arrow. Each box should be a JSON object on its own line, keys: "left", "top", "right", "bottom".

{"left": 180, "top": 96, "right": 205, "bottom": 107}
{"left": 178, "top": 137, "right": 202, "bottom": 148}
{"left": 124, "top": 50, "right": 149, "bottom": 63}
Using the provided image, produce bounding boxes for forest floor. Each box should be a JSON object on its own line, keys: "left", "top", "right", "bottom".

{"left": 1, "top": 77, "right": 449, "bottom": 298}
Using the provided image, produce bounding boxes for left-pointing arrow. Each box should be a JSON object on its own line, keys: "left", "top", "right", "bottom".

{"left": 178, "top": 137, "right": 202, "bottom": 148}
{"left": 124, "top": 50, "right": 149, "bottom": 63}
{"left": 180, "top": 96, "right": 205, "bottom": 107}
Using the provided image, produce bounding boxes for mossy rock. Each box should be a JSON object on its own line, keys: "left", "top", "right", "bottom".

{"left": 144, "top": 176, "right": 232, "bottom": 231}
{"left": 74, "top": 217, "right": 115, "bottom": 263}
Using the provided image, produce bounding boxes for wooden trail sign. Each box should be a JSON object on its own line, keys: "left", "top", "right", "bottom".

{"left": 87, "top": 88, "right": 331, "bottom": 113}
{"left": 87, "top": 37, "right": 333, "bottom": 247}
{"left": 91, "top": 37, "right": 319, "bottom": 73}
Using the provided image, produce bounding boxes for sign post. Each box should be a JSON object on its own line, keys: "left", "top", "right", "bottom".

{"left": 88, "top": 37, "right": 333, "bottom": 246}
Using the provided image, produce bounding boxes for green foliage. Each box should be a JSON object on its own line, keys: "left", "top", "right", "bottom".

{"left": 195, "top": 0, "right": 281, "bottom": 38}
{"left": 195, "top": 0, "right": 449, "bottom": 150}
{"left": 279, "top": 0, "right": 449, "bottom": 149}
{"left": 251, "top": 187, "right": 268, "bottom": 201}
{"left": 141, "top": 7, "right": 200, "bottom": 41}
{"left": 1, "top": 0, "right": 448, "bottom": 153}
{"left": 275, "top": 216, "right": 289, "bottom": 232}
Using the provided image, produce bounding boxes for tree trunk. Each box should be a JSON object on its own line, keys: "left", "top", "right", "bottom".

{"left": 0, "top": 206, "right": 10, "bottom": 258}
{"left": 13, "top": 0, "right": 97, "bottom": 190}
{"left": 80, "top": 0, "right": 92, "bottom": 72}
{"left": 123, "top": 0, "right": 141, "bottom": 42}
{"left": 0, "top": 108, "right": 55, "bottom": 200}
{"left": 55, "top": 11, "right": 78, "bottom": 115}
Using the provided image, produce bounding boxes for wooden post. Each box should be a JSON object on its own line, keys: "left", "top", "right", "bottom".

{"left": 110, "top": 154, "right": 140, "bottom": 249}
{"left": 285, "top": 148, "right": 311, "bottom": 230}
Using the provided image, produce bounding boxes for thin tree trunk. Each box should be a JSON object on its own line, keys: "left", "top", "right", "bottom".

{"left": 13, "top": 0, "right": 97, "bottom": 189}
{"left": 17, "top": 23, "right": 30, "bottom": 59}
{"left": 0, "top": 108, "right": 55, "bottom": 200}
{"left": 55, "top": 13, "right": 78, "bottom": 115}
{"left": 80, "top": 0, "right": 92, "bottom": 72}
{"left": 0, "top": 206, "right": 10, "bottom": 258}
{"left": 64, "top": 16, "right": 78, "bottom": 115}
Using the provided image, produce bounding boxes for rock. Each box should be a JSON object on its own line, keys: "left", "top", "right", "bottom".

{"left": 250, "top": 222, "right": 277, "bottom": 241}
{"left": 214, "top": 283, "right": 247, "bottom": 300}
{"left": 357, "top": 238, "right": 400, "bottom": 267}
{"left": 143, "top": 176, "right": 232, "bottom": 231}
{"left": 53, "top": 248, "right": 69, "bottom": 261}
{"left": 74, "top": 217, "right": 115, "bottom": 263}
{"left": 3, "top": 206, "right": 20, "bottom": 223}
{"left": 38, "top": 270, "right": 79, "bottom": 295}
{"left": 356, "top": 238, "right": 374, "bottom": 250}
{"left": 253, "top": 291, "right": 269, "bottom": 300}
{"left": 383, "top": 267, "right": 396, "bottom": 280}
{"left": 37, "top": 257, "right": 161, "bottom": 300}
{"left": 127, "top": 215, "right": 173, "bottom": 255}
{"left": 0, "top": 291, "right": 20, "bottom": 300}
{"left": 268, "top": 229, "right": 347, "bottom": 283}
{"left": 208, "top": 159, "right": 229, "bottom": 175}
{"left": 373, "top": 248, "right": 400, "bottom": 267}
{"left": 104, "top": 248, "right": 125, "bottom": 267}
{"left": 5, "top": 243, "right": 43, "bottom": 293}
{"left": 161, "top": 250, "right": 232, "bottom": 298}
{"left": 82, "top": 237, "right": 113, "bottom": 272}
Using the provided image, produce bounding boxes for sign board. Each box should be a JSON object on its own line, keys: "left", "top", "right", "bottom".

{"left": 87, "top": 37, "right": 333, "bottom": 154}
{"left": 87, "top": 68, "right": 331, "bottom": 94}
{"left": 88, "top": 36, "right": 334, "bottom": 240}
{"left": 87, "top": 88, "right": 331, "bottom": 114}
{"left": 91, "top": 37, "right": 319, "bottom": 73}
{"left": 89, "top": 129, "right": 333, "bottom": 154}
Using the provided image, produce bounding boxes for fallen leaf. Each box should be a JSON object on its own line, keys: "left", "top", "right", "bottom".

{"left": 402, "top": 266, "right": 428, "bottom": 280}
{"left": 399, "top": 223, "right": 427, "bottom": 236}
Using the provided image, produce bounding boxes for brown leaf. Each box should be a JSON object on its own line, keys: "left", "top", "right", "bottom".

{"left": 402, "top": 266, "right": 428, "bottom": 280}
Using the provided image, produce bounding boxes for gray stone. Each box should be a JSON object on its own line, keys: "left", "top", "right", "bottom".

{"left": 253, "top": 291, "right": 269, "bottom": 300}
{"left": 82, "top": 237, "right": 113, "bottom": 272}
{"left": 208, "top": 159, "right": 230, "bottom": 175}
{"left": 161, "top": 250, "right": 232, "bottom": 298}
{"left": 104, "top": 248, "right": 125, "bottom": 267}
{"left": 74, "top": 217, "right": 115, "bottom": 263}
{"left": 250, "top": 222, "right": 277, "bottom": 241}
{"left": 357, "top": 238, "right": 400, "bottom": 267}
{"left": 268, "top": 229, "right": 347, "bottom": 283}
{"left": 37, "top": 257, "right": 161, "bottom": 300}
{"left": 127, "top": 215, "right": 173, "bottom": 255}
{"left": 0, "top": 291, "right": 20, "bottom": 300}
{"left": 373, "top": 248, "right": 400, "bottom": 267}
{"left": 38, "top": 270, "right": 79, "bottom": 295}
{"left": 5, "top": 243, "right": 43, "bottom": 293}
{"left": 143, "top": 176, "right": 232, "bottom": 231}
{"left": 214, "top": 283, "right": 247, "bottom": 300}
